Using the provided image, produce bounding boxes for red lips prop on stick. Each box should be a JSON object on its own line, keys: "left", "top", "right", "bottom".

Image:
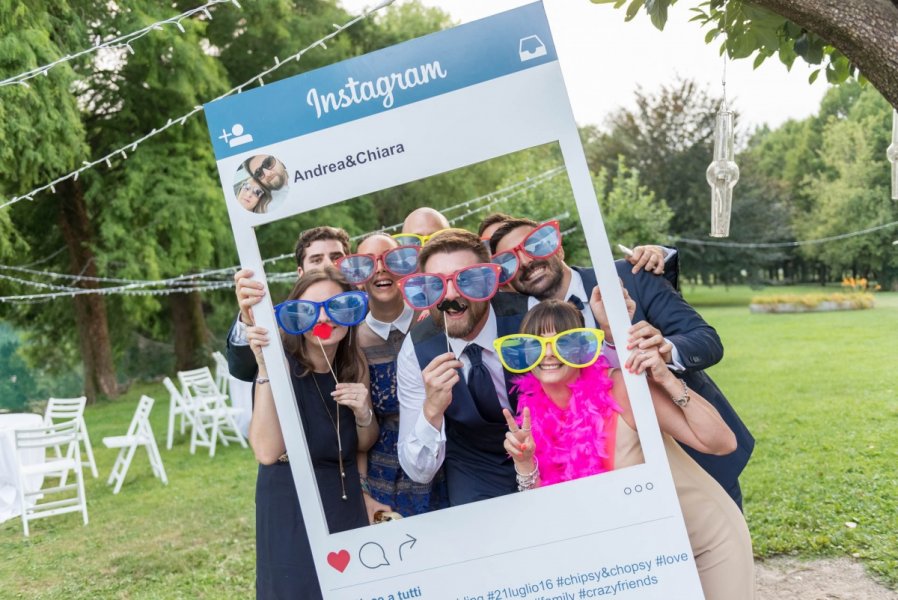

{"left": 312, "top": 322, "right": 339, "bottom": 384}
{"left": 312, "top": 322, "right": 333, "bottom": 340}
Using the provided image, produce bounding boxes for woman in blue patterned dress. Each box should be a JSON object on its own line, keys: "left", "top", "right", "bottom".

{"left": 339, "top": 233, "right": 447, "bottom": 518}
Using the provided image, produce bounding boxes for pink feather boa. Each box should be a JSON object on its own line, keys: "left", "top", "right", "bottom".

{"left": 513, "top": 358, "right": 623, "bottom": 487}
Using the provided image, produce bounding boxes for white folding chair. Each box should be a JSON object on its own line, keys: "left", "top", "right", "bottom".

{"left": 15, "top": 419, "right": 89, "bottom": 537}
{"left": 178, "top": 367, "right": 247, "bottom": 457}
{"left": 164, "top": 377, "right": 200, "bottom": 450}
{"left": 44, "top": 397, "right": 98, "bottom": 481}
{"left": 211, "top": 351, "right": 230, "bottom": 397}
{"left": 103, "top": 395, "right": 168, "bottom": 494}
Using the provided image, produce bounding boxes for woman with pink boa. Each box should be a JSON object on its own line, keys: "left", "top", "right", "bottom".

{"left": 497, "top": 300, "right": 754, "bottom": 600}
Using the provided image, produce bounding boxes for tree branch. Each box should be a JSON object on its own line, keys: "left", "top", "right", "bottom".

{"left": 749, "top": 0, "right": 898, "bottom": 109}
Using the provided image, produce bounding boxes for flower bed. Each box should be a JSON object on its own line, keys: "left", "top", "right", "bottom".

{"left": 749, "top": 292, "right": 875, "bottom": 314}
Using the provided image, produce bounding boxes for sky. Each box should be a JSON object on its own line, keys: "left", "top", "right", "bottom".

{"left": 341, "top": 0, "right": 830, "bottom": 132}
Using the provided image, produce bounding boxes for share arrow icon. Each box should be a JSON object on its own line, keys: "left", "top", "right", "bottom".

{"left": 398, "top": 534, "right": 417, "bottom": 561}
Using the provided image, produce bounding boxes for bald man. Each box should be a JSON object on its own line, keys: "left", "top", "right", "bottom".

{"left": 403, "top": 207, "right": 450, "bottom": 236}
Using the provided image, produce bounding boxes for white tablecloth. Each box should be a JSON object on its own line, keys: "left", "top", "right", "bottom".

{"left": 0, "top": 413, "right": 45, "bottom": 523}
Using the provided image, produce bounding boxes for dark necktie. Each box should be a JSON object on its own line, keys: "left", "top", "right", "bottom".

{"left": 567, "top": 294, "right": 585, "bottom": 310}
{"left": 463, "top": 344, "right": 503, "bottom": 422}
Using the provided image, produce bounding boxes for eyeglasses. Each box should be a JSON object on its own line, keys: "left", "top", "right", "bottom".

{"left": 274, "top": 291, "right": 368, "bottom": 335}
{"left": 397, "top": 264, "right": 501, "bottom": 310}
{"left": 251, "top": 156, "right": 277, "bottom": 180}
{"left": 335, "top": 246, "right": 420, "bottom": 285}
{"left": 390, "top": 229, "right": 449, "bottom": 247}
{"left": 493, "top": 328, "right": 605, "bottom": 373}
{"left": 241, "top": 181, "right": 265, "bottom": 199}
{"left": 490, "top": 221, "right": 562, "bottom": 285}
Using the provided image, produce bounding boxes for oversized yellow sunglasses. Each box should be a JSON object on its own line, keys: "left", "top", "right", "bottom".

{"left": 391, "top": 229, "right": 450, "bottom": 247}
{"left": 493, "top": 328, "right": 605, "bottom": 374}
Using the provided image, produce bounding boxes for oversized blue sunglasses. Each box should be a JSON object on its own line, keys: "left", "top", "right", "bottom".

{"left": 274, "top": 291, "right": 368, "bottom": 335}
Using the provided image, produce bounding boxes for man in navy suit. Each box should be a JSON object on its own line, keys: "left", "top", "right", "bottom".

{"left": 490, "top": 218, "right": 754, "bottom": 508}
{"left": 396, "top": 229, "right": 529, "bottom": 507}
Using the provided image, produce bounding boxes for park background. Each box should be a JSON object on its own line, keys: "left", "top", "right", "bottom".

{"left": 1, "top": 0, "right": 896, "bottom": 596}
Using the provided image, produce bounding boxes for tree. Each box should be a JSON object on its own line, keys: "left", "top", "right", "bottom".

{"left": 596, "top": 156, "right": 674, "bottom": 251}
{"left": 1, "top": 0, "right": 456, "bottom": 400}
{"left": 591, "top": 0, "right": 898, "bottom": 109}
{"left": 798, "top": 87, "right": 898, "bottom": 281}
{"left": 580, "top": 79, "right": 722, "bottom": 272}
{"left": 0, "top": 0, "right": 120, "bottom": 401}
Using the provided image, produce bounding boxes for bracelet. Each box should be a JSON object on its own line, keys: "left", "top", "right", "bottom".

{"left": 671, "top": 379, "right": 690, "bottom": 408}
{"left": 515, "top": 457, "right": 540, "bottom": 492}
{"left": 355, "top": 408, "right": 374, "bottom": 428}
{"left": 255, "top": 377, "right": 270, "bottom": 384}
{"left": 360, "top": 476, "right": 371, "bottom": 495}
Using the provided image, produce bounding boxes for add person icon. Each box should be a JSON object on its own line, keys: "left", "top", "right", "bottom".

{"left": 224, "top": 123, "right": 253, "bottom": 148}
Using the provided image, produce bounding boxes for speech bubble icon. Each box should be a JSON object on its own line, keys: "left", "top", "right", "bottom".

{"left": 358, "top": 542, "right": 390, "bottom": 569}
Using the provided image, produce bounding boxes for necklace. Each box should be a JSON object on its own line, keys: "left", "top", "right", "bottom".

{"left": 312, "top": 373, "right": 347, "bottom": 501}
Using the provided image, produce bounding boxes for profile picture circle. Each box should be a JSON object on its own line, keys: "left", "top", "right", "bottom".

{"left": 233, "top": 154, "right": 289, "bottom": 214}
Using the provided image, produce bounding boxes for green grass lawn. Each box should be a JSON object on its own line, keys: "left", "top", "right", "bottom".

{"left": 688, "top": 287, "right": 898, "bottom": 588}
{"left": 0, "top": 391, "right": 259, "bottom": 598}
{"left": 2, "top": 287, "right": 897, "bottom": 597}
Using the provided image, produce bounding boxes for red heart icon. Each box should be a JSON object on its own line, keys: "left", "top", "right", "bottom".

{"left": 327, "top": 549, "right": 350, "bottom": 573}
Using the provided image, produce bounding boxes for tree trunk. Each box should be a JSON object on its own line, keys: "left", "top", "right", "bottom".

{"left": 169, "top": 291, "right": 210, "bottom": 372}
{"left": 751, "top": 0, "right": 898, "bottom": 109}
{"left": 57, "top": 179, "right": 119, "bottom": 403}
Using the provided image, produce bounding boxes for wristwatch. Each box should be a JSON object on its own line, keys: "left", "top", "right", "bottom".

{"left": 672, "top": 380, "right": 690, "bottom": 408}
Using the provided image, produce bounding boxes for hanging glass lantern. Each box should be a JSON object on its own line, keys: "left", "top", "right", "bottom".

{"left": 707, "top": 109, "right": 739, "bottom": 237}
{"left": 888, "top": 108, "right": 898, "bottom": 201}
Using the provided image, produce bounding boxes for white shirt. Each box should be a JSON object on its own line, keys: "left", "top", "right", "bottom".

{"left": 396, "top": 307, "right": 508, "bottom": 484}
{"left": 365, "top": 304, "right": 414, "bottom": 340}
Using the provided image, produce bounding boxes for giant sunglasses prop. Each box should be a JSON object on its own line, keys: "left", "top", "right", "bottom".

{"left": 335, "top": 246, "right": 420, "bottom": 285}
{"left": 398, "top": 264, "right": 502, "bottom": 355}
{"left": 390, "top": 229, "right": 450, "bottom": 247}
{"left": 490, "top": 220, "right": 562, "bottom": 286}
{"left": 274, "top": 291, "right": 369, "bottom": 337}
{"left": 493, "top": 328, "right": 605, "bottom": 374}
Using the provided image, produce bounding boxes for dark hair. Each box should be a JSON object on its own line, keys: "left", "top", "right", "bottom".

{"left": 489, "top": 217, "right": 539, "bottom": 254}
{"left": 242, "top": 154, "right": 283, "bottom": 177}
{"left": 293, "top": 226, "right": 351, "bottom": 268}
{"left": 281, "top": 267, "right": 366, "bottom": 383}
{"left": 519, "top": 299, "right": 584, "bottom": 337}
{"left": 477, "top": 212, "right": 514, "bottom": 237}
{"left": 417, "top": 228, "right": 489, "bottom": 270}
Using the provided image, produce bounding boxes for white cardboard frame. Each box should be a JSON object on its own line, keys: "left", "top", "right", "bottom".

{"left": 206, "top": 4, "right": 704, "bottom": 598}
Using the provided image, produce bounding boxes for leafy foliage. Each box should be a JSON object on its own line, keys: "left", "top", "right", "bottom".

{"left": 591, "top": 0, "right": 859, "bottom": 85}
{"left": 0, "top": 0, "right": 454, "bottom": 394}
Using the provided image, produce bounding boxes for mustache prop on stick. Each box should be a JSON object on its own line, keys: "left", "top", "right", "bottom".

{"left": 437, "top": 299, "right": 464, "bottom": 357}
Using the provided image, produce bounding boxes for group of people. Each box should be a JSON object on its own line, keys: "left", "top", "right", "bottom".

{"left": 233, "top": 154, "right": 290, "bottom": 214}
{"left": 226, "top": 207, "right": 756, "bottom": 600}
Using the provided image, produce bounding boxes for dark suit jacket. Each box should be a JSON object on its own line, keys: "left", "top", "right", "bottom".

{"left": 227, "top": 317, "right": 258, "bottom": 383}
{"left": 576, "top": 264, "right": 753, "bottom": 507}
{"left": 407, "top": 292, "right": 530, "bottom": 507}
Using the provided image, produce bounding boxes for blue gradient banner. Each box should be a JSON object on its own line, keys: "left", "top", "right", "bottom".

{"left": 204, "top": 2, "right": 556, "bottom": 159}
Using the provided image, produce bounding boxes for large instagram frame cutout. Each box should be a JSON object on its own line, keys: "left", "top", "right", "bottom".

{"left": 205, "top": 4, "right": 704, "bottom": 598}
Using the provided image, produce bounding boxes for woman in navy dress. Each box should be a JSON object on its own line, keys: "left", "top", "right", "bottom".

{"left": 247, "top": 268, "right": 377, "bottom": 599}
